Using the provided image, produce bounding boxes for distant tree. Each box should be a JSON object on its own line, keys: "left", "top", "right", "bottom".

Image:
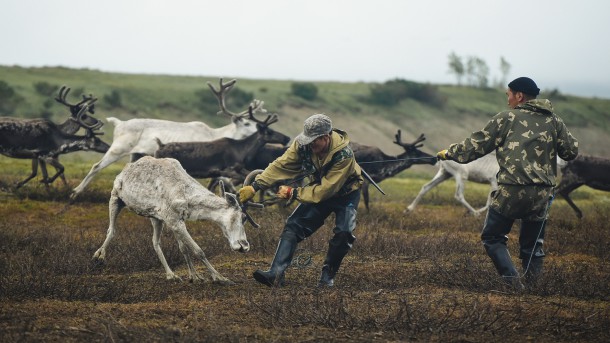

{"left": 367, "top": 79, "right": 445, "bottom": 108}
{"left": 466, "top": 56, "right": 489, "bottom": 88}
{"left": 447, "top": 52, "right": 465, "bottom": 85}
{"left": 291, "top": 82, "right": 318, "bottom": 101}
{"left": 0, "top": 80, "right": 23, "bottom": 115}
{"left": 498, "top": 56, "right": 511, "bottom": 87}
{"left": 103, "top": 89, "right": 123, "bottom": 108}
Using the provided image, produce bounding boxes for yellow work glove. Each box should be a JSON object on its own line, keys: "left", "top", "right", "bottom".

{"left": 437, "top": 149, "right": 450, "bottom": 161}
{"left": 276, "top": 185, "right": 295, "bottom": 200}
{"left": 239, "top": 185, "right": 256, "bottom": 203}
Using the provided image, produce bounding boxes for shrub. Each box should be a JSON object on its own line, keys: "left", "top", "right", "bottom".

{"left": 291, "top": 82, "right": 318, "bottom": 101}
{"left": 103, "top": 89, "right": 123, "bottom": 108}
{"left": 0, "top": 80, "right": 23, "bottom": 115}
{"left": 367, "top": 78, "right": 446, "bottom": 108}
{"left": 33, "top": 81, "right": 59, "bottom": 96}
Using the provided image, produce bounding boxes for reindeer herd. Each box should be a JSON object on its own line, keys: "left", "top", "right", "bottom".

{"left": 1, "top": 78, "right": 608, "bottom": 282}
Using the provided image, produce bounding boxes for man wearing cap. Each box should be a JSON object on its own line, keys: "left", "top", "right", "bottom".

{"left": 239, "top": 113, "right": 363, "bottom": 287}
{"left": 437, "top": 77, "right": 578, "bottom": 289}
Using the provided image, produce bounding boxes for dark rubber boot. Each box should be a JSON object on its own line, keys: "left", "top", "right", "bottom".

{"left": 484, "top": 242, "right": 524, "bottom": 290}
{"left": 317, "top": 232, "right": 355, "bottom": 287}
{"left": 253, "top": 232, "right": 298, "bottom": 287}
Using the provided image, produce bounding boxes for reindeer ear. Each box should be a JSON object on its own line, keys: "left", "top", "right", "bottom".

{"left": 219, "top": 180, "right": 226, "bottom": 197}
{"left": 224, "top": 193, "right": 239, "bottom": 208}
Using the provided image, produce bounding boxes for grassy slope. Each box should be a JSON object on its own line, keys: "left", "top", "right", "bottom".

{"left": 1, "top": 65, "right": 609, "bottom": 162}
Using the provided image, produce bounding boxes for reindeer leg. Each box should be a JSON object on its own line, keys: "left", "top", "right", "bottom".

{"left": 406, "top": 169, "right": 451, "bottom": 212}
{"left": 557, "top": 184, "right": 584, "bottom": 219}
{"left": 172, "top": 231, "right": 205, "bottom": 281}
{"left": 476, "top": 179, "right": 498, "bottom": 215}
{"left": 454, "top": 176, "right": 479, "bottom": 215}
{"left": 15, "top": 158, "right": 39, "bottom": 189}
{"left": 150, "top": 218, "right": 181, "bottom": 281}
{"left": 72, "top": 150, "right": 125, "bottom": 199}
{"left": 171, "top": 220, "right": 234, "bottom": 285}
{"left": 45, "top": 157, "right": 68, "bottom": 186}
{"left": 93, "top": 192, "right": 125, "bottom": 263}
{"left": 38, "top": 159, "right": 51, "bottom": 190}
{"left": 40, "top": 156, "right": 65, "bottom": 186}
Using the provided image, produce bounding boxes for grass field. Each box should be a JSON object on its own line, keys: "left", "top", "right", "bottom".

{"left": 1, "top": 157, "right": 609, "bottom": 342}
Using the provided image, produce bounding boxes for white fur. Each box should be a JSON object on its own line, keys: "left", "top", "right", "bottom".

{"left": 406, "top": 153, "right": 499, "bottom": 216}
{"left": 92, "top": 156, "right": 249, "bottom": 284}
{"left": 72, "top": 115, "right": 259, "bottom": 198}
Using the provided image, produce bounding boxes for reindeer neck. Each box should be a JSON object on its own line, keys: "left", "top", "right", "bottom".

{"left": 57, "top": 118, "right": 81, "bottom": 135}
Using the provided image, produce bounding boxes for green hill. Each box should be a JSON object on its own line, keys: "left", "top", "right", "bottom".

{"left": 2, "top": 65, "right": 609, "bottom": 161}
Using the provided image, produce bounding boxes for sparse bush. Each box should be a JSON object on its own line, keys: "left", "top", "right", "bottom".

{"left": 103, "top": 89, "right": 123, "bottom": 108}
{"left": 368, "top": 78, "right": 446, "bottom": 108}
{"left": 291, "top": 82, "right": 318, "bottom": 101}
{"left": 0, "top": 80, "right": 23, "bottom": 115}
{"left": 33, "top": 81, "right": 59, "bottom": 96}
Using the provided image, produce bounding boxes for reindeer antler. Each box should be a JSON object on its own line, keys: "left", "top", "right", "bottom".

{"left": 76, "top": 99, "right": 103, "bottom": 131}
{"left": 55, "top": 85, "right": 98, "bottom": 111}
{"left": 394, "top": 130, "right": 426, "bottom": 150}
{"left": 207, "top": 78, "right": 266, "bottom": 119}
{"left": 247, "top": 106, "right": 278, "bottom": 127}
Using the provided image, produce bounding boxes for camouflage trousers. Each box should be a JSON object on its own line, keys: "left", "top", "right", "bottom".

{"left": 490, "top": 184, "right": 554, "bottom": 221}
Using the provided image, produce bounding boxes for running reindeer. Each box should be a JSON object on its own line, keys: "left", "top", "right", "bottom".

{"left": 406, "top": 152, "right": 499, "bottom": 216}
{"left": 352, "top": 130, "right": 436, "bottom": 211}
{"left": 154, "top": 106, "right": 290, "bottom": 180}
{"left": 556, "top": 154, "right": 610, "bottom": 218}
{"left": 92, "top": 156, "right": 255, "bottom": 284}
{"left": 0, "top": 86, "right": 107, "bottom": 188}
{"left": 71, "top": 78, "right": 276, "bottom": 199}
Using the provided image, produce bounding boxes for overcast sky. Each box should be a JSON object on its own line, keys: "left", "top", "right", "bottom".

{"left": 2, "top": 0, "right": 609, "bottom": 98}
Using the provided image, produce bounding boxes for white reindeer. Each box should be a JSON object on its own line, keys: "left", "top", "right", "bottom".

{"left": 92, "top": 156, "right": 250, "bottom": 284}
{"left": 406, "top": 152, "right": 499, "bottom": 215}
{"left": 72, "top": 78, "right": 268, "bottom": 199}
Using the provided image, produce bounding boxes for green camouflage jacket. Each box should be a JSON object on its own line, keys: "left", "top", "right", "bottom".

{"left": 447, "top": 99, "right": 579, "bottom": 219}
{"left": 254, "top": 129, "right": 363, "bottom": 204}
{"left": 447, "top": 99, "right": 578, "bottom": 187}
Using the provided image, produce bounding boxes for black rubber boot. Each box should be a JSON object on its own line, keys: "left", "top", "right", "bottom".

{"left": 318, "top": 232, "right": 355, "bottom": 287}
{"left": 253, "top": 231, "right": 298, "bottom": 287}
{"left": 522, "top": 257, "right": 543, "bottom": 286}
{"left": 484, "top": 242, "right": 524, "bottom": 290}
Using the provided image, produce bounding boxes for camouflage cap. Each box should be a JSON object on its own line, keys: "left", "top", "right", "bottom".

{"left": 295, "top": 114, "right": 332, "bottom": 146}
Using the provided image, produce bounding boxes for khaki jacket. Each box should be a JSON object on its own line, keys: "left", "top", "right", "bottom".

{"left": 254, "top": 129, "right": 363, "bottom": 203}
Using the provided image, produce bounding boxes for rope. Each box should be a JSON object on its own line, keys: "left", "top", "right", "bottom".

{"left": 357, "top": 156, "right": 438, "bottom": 165}
{"left": 521, "top": 194, "right": 555, "bottom": 278}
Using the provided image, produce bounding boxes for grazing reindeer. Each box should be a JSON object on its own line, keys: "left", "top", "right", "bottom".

{"left": 92, "top": 156, "right": 251, "bottom": 284}
{"left": 352, "top": 131, "right": 437, "bottom": 211}
{"left": 556, "top": 154, "right": 610, "bottom": 218}
{"left": 154, "top": 107, "right": 290, "bottom": 180}
{"left": 71, "top": 78, "right": 271, "bottom": 199}
{"left": 0, "top": 88, "right": 106, "bottom": 188}
{"left": 406, "top": 152, "right": 499, "bottom": 215}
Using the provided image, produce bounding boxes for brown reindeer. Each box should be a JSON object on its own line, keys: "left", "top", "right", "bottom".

{"left": 352, "top": 131, "right": 436, "bottom": 211}
{"left": 556, "top": 154, "right": 610, "bottom": 218}
{"left": 0, "top": 87, "right": 105, "bottom": 188}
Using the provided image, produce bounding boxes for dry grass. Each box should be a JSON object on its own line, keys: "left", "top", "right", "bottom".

{"left": 1, "top": 169, "right": 609, "bottom": 342}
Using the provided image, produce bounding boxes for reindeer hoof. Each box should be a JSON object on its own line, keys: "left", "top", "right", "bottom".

{"left": 213, "top": 278, "right": 235, "bottom": 286}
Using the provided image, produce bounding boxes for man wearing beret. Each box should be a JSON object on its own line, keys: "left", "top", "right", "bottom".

{"left": 239, "top": 113, "right": 363, "bottom": 287}
{"left": 437, "top": 77, "right": 579, "bottom": 289}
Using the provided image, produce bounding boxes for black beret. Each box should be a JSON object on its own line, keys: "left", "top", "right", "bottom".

{"left": 508, "top": 77, "right": 540, "bottom": 96}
